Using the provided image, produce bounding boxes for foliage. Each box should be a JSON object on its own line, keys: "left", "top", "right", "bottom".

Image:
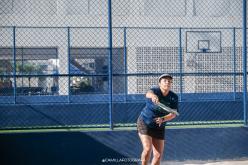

{"left": 79, "top": 80, "right": 94, "bottom": 92}
{"left": 16, "top": 62, "right": 43, "bottom": 74}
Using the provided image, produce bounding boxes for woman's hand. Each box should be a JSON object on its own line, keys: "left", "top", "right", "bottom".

{"left": 154, "top": 117, "right": 164, "bottom": 127}
{"left": 151, "top": 95, "right": 159, "bottom": 104}
{"left": 146, "top": 91, "right": 159, "bottom": 104}
{"left": 154, "top": 113, "right": 177, "bottom": 126}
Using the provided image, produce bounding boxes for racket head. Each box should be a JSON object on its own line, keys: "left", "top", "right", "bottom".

{"left": 157, "top": 102, "right": 179, "bottom": 116}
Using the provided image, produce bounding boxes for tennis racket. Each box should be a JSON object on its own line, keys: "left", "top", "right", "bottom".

{"left": 156, "top": 102, "right": 179, "bottom": 116}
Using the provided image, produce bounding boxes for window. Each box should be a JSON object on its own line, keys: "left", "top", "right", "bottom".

{"left": 70, "top": 47, "right": 125, "bottom": 94}
{"left": 0, "top": 47, "right": 58, "bottom": 96}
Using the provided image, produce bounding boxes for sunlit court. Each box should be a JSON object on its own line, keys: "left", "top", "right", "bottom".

{"left": 0, "top": 0, "right": 248, "bottom": 165}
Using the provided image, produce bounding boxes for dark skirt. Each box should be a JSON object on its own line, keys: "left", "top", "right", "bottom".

{"left": 137, "top": 116, "right": 165, "bottom": 140}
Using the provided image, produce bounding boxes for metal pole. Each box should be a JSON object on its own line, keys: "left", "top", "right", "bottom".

{"left": 108, "top": 0, "right": 113, "bottom": 129}
{"left": 242, "top": 0, "right": 247, "bottom": 126}
{"left": 233, "top": 28, "right": 236, "bottom": 100}
{"left": 179, "top": 28, "right": 183, "bottom": 101}
{"left": 124, "top": 27, "right": 127, "bottom": 102}
{"left": 67, "top": 27, "right": 71, "bottom": 103}
{"left": 13, "top": 26, "right": 16, "bottom": 104}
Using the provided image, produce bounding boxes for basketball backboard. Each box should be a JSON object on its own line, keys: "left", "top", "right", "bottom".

{"left": 186, "top": 31, "right": 222, "bottom": 53}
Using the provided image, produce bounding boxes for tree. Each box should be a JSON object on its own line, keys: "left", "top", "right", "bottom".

{"left": 0, "top": 60, "right": 12, "bottom": 88}
{"left": 16, "top": 62, "right": 43, "bottom": 88}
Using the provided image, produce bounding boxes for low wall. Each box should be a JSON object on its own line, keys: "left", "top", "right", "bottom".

{"left": 0, "top": 101, "right": 244, "bottom": 129}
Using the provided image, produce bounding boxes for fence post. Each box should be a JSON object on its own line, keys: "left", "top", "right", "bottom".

{"left": 124, "top": 27, "right": 127, "bottom": 102}
{"left": 13, "top": 26, "right": 16, "bottom": 104}
{"left": 108, "top": 0, "right": 113, "bottom": 130}
{"left": 242, "top": 0, "right": 247, "bottom": 126}
{"left": 179, "top": 28, "right": 183, "bottom": 101}
{"left": 67, "top": 27, "right": 71, "bottom": 103}
{"left": 233, "top": 28, "right": 236, "bottom": 101}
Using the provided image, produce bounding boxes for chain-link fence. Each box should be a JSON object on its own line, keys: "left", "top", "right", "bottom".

{"left": 0, "top": 0, "right": 247, "bottom": 130}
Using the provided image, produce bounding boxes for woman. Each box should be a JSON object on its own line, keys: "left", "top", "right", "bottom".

{"left": 137, "top": 74, "right": 178, "bottom": 165}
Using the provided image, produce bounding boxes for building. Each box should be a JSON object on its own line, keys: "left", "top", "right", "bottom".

{"left": 0, "top": 0, "right": 245, "bottom": 98}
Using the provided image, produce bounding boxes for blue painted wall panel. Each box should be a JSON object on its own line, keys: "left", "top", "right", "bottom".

{"left": 0, "top": 101, "right": 244, "bottom": 128}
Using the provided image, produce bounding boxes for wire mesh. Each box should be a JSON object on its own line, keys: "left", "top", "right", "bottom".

{"left": 0, "top": 0, "right": 247, "bottom": 130}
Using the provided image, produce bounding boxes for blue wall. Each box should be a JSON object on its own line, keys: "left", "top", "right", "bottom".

{"left": 1, "top": 127, "right": 248, "bottom": 165}
{"left": 0, "top": 101, "right": 244, "bottom": 129}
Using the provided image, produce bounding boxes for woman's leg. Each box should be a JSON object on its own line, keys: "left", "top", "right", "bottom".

{"left": 138, "top": 133, "right": 153, "bottom": 165}
{"left": 151, "top": 138, "right": 165, "bottom": 165}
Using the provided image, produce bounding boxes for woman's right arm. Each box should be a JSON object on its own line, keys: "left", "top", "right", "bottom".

{"left": 146, "top": 90, "right": 159, "bottom": 104}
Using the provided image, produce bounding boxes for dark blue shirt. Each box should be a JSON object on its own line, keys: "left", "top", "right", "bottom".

{"left": 140, "top": 86, "right": 178, "bottom": 128}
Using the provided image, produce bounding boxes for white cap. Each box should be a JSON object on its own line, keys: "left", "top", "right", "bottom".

{"left": 158, "top": 74, "right": 173, "bottom": 82}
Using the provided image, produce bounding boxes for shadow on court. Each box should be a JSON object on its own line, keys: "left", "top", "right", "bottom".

{"left": 0, "top": 131, "right": 132, "bottom": 165}
{"left": 1, "top": 127, "right": 248, "bottom": 165}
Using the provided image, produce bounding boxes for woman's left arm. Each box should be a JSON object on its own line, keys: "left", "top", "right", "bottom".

{"left": 162, "top": 113, "right": 176, "bottom": 122}
{"left": 155, "top": 113, "right": 176, "bottom": 126}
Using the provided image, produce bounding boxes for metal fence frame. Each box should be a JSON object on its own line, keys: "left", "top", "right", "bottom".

{"left": 0, "top": 0, "right": 247, "bottom": 129}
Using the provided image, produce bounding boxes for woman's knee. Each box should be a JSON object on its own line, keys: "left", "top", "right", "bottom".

{"left": 142, "top": 143, "right": 152, "bottom": 158}
{"left": 143, "top": 146, "right": 152, "bottom": 155}
{"left": 153, "top": 152, "right": 162, "bottom": 160}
